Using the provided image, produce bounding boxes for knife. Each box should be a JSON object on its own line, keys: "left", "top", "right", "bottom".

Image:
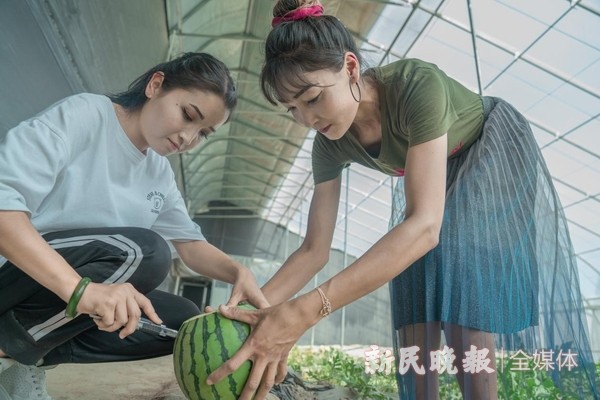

{"left": 137, "top": 317, "right": 178, "bottom": 338}
{"left": 90, "top": 314, "right": 178, "bottom": 338}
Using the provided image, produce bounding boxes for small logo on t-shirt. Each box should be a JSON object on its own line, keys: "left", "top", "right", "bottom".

{"left": 147, "top": 191, "right": 165, "bottom": 214}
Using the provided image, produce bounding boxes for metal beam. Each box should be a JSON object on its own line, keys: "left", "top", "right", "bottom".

{"left": 386, "top": 2, "right": 600, "bottom": 101}
{"left": 483, "top": 1, "right": 580, "bottom": 92}
{"left": 466, "top": 0, "right": 483, "bottom": 95}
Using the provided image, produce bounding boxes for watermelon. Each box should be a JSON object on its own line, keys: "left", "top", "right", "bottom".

{"left": 173, "top": 304, "right": 254, "bottom": 400}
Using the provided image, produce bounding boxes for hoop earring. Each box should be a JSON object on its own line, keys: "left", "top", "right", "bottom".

{"left": 349, "top": 81, "right": 361, "bottom": 103}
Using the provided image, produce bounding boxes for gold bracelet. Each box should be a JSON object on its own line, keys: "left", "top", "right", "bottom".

{"left": 316, "top": 287, "right": 331, "bottom": 317}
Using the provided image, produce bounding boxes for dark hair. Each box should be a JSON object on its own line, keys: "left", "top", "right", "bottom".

{"left": 110, "top": 52, "right": 237, "bottom": 114}
{"left": 261, "top": 0, "right": 362, "bottom": 105}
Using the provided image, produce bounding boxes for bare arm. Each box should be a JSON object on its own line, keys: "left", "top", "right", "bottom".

{"left": 0, "top": 211, "right": 81, "bottom": 302}
{"left": 174, "top": 240, "right": 247, "bottom": 284}
{"left": 173, "top": 240, "right": 270, "bottom": 308}
{"left": 209, "top": 134, "right": 448, "bottom": 400}
{"left": 261, "top": 175, "right": 342, "bottom": 305}
{"left": 317, "top": 134, "right": 447, "bottom": 310}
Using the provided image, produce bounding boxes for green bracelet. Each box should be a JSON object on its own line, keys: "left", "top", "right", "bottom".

{"left": 65, "top": 277, "right": 92, "bottom": 319}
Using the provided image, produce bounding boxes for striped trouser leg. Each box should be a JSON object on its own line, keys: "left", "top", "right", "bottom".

{"left": 0, "top": 227, "right": 198, "bottom": 365}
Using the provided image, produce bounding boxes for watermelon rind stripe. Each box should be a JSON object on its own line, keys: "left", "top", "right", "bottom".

{"left": 190, "top": 318, "right": 203, "bottom": 398}
{"left": 232, "top": 320, "right": 248, "bottom": 343}
{"left": 214, "top": 314, "right": 242, "bottom": 397}
{"left": 176, "top": 321, "right": 192, "bottom": 400}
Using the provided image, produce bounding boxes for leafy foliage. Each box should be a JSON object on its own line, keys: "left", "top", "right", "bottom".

{"left": 287, "top": 346, "right": 599, "bottom": 399}
{"left": 287, "top": 346, "right": 397, "bottom": 399}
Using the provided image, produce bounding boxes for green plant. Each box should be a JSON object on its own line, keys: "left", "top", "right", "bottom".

{"left": 287, "top": 347, "right": 397, "bottom": 399}
{"left": 287, "top": 346, "right": 599, "bottom": 399}
{"left": 497, "top": 357, "right": 596, "bottom": 399}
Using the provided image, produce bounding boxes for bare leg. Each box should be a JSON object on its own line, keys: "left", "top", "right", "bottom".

{"left": 397, "top": 322, "right": 442, "bottom": 400}
{"left": 444, "top": 323, "right": 498, "bottom": 400}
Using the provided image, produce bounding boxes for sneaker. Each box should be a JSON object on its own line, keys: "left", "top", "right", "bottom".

{"left": 0, "top": 358, "right": 52, "bottom": 400}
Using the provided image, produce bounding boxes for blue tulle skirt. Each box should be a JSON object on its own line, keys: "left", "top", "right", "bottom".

{"left": 388, "top": 97, "right": 598, "bottom": 399}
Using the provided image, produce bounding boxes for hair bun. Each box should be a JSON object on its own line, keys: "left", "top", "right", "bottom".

{"left": 272, "top": 1, "right": 324, "bottom": 27}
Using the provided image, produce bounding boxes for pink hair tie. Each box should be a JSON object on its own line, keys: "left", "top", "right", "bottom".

{"left": 272, "top": 4, "right": 324, "bottom": 27}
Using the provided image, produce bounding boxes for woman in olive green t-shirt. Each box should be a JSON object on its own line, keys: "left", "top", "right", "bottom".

{"left": 206, "top": 2, "right": 598, "bottom": 400}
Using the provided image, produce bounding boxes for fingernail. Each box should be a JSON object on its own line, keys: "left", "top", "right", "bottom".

{"left": 221, "top": 305, "right": 229, "bottom": 311}
{"left": 206, "top": 378, "right": 213, "bottom": 385}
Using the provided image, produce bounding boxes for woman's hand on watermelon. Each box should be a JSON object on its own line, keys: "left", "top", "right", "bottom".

{"left": 226, "top": 266, "right": 271, "bottom": 310}
{"left": 207, "top": 291, "right": 323, "bottom": 400}
{"left": 175, "top": 241, "right": 269, "bottom": 311}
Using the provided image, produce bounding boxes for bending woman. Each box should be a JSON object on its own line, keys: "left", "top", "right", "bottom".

{"left": 208, "top": 1, "right": 598, "bottom": 399}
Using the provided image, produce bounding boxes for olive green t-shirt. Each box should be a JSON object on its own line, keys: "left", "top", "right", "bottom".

{"left": 312, "top": 59, "right": 484, "bottom": 184}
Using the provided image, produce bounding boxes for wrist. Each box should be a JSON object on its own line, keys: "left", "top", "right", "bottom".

{"left": 293, "top": 287, "right": 332, "bottom": 327}
{"left": 57, "top": 275, "right": 85, "bottom": 303}
{"left": 231, "top": 263, "right": 249, "bottom": 283}
{"left": 315, "top": 287, "right": 332, "bottom": 317}
{"left": 65, "top": 277, "right": 92, "bottom": 318}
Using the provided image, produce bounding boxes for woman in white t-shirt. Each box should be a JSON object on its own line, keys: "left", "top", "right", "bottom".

{"left": 0, "top": 52, "right": 268, "bottom": 399}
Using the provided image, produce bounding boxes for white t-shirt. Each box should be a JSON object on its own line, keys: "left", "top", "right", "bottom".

{"left": 0, "top": 93, "right": 205, "bottom": 267}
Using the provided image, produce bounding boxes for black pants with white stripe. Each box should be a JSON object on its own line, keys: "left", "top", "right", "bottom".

{"left": 0, "top": 227, "right": 200, "bottom": 366}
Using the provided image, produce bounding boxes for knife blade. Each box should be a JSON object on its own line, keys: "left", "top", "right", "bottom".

{"left": 90, "top": 314, "right": 178, "bottom": 338}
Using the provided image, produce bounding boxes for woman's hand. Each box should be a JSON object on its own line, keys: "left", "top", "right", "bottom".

{"left": 207, "top": 294, "right": 321, "bottom": 400}
{"left": 77, "top": 282, "right": 161, "bottom": 339}
{"left": 174, "top": 240, "right": 270, "bottom": 310}
{"left": 227, "top": 267, "right": 270, "bottom": 309}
